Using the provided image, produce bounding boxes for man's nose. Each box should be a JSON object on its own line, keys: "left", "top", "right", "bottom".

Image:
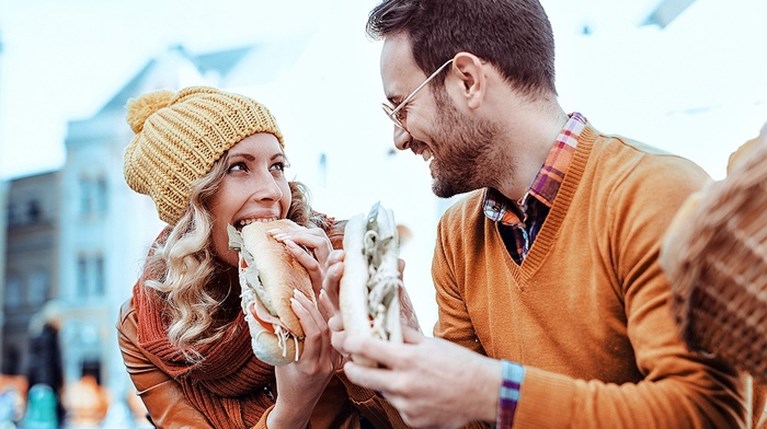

{"left": 393, "top": 126, "right": 412, "bottom": 151}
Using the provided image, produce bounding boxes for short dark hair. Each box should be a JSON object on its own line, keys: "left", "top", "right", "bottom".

{"left": 366, "top": 0, "right": 556, "bottom": 96}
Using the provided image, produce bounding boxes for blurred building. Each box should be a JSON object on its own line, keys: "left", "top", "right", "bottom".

{"left": 2, "top": 172, "right": 60, "bottom": 376}
{"left": 0, "top": 180, "right": 7, "bottom": 366}
{"left": 0, "top": 44, "right": 263, "bottom": 423}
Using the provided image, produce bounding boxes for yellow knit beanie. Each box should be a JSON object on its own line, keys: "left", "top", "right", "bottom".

{"left": 123, "top": 86, "right": 284, "bottom": 225}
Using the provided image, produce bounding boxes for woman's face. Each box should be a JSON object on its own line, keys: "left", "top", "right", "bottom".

{"left": 208, "top": 133, "right": 291, "bottom": 267}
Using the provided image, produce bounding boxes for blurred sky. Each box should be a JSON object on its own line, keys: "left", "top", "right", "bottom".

{"left": 0, "top": 0, "right": 344, "bottom": 179}
{"left": 0, "top": 0, "right": 765, "bottom": 180}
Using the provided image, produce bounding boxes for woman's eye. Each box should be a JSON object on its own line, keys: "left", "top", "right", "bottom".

{"left": 271, "top": 162, "right": 286, "bottom": 172}
{"left": 227, "top": 162, "right": 248, "bottom": 173}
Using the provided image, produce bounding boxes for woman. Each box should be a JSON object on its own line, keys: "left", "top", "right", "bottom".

{"left": 117, "top": 86, "right": 407, "bottom": 428}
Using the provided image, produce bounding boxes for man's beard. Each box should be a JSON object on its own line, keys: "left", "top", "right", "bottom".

{"left": 428, "top": 92, "right": 506, "bottom": 198}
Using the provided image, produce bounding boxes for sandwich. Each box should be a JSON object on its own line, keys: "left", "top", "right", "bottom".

{"left": 339, "top": 202, "right": 403, "bottom": 366}
{"left": 228, "top": 219, "right": 315, "bottom": 366}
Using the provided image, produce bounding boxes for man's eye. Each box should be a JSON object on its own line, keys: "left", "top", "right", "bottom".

{"left": 394, "top": 105, "right": 408, "bottom": 121}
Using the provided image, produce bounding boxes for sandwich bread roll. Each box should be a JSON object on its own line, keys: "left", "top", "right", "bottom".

{"left": 228, "top": 219, "right": 315, "bottom": 366}
{"left": 339, "top": 203, "right": 403, "bottom": 367}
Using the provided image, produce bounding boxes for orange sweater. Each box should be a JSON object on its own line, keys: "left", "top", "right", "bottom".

{"left": 433, "top": 126, "right": 761, "bottom": 428}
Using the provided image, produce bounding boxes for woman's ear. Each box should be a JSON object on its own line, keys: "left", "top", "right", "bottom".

{"left": 450, "top": 52, "right": 486, "bottom": 110}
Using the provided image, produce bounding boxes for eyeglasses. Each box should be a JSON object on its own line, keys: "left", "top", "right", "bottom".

{"left": 381, "top": 58, "right": 454, "bottom": 130}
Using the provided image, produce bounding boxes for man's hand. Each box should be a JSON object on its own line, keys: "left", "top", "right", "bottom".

{"left": 319, "top": 249, "right": 350, "bottom": 367}
{"left": 342, "top": 327, "right": 502, "bottom": 429}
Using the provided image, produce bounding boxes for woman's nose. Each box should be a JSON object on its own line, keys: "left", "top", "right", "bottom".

{"left": 251, "top": 173, "right": 283, "bottom": 202}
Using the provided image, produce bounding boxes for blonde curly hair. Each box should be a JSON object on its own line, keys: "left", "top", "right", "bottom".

{"left": 143, "top": 151, "right": 321, "bottom": 359}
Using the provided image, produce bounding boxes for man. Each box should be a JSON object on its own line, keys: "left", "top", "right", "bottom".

{"left": 323, "top": 0, "right": 765, "bottom": 428}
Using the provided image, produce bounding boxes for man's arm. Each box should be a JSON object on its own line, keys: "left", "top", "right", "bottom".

{"left": 343, "top": 227, "right": 751, "bottom": 429}
{"left": 442, "top": 155, "right": 750, "bottom": 428}
{"left": 343, "top": 157, "right": 753, "bottom": 428}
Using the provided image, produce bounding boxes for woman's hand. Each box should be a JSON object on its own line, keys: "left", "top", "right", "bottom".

{"left": 267, "top": 288, "right": 339, "bottom": 428}
{"left": 270, "top": 226, "right": 332, "bottom": 295}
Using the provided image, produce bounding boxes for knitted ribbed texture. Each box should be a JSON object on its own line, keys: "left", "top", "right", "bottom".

{"left": 134, "top": 270, "right": 277, "bottom": 428}
{"left": 133, "top": 231, "right": 275, "bottom": 428}
{"left": 123, "top": 86, "right": 284, "bottom": 225}
{"left": 431, "top": 128, "right": 758, "bottom": 427}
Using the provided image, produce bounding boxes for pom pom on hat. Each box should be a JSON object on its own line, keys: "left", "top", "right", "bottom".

{"left": 125, "top": 90, "right": 176, "bottom": 133}
{"left": 123, "top": 86, "right": 284, "bottom": 225}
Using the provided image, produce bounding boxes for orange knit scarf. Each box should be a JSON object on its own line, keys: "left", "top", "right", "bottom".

{"left": 133, "top": 250, "right": 274, "bottom": 428}
{"left": 133, "top": 216, "right": 343, "bottom": 428}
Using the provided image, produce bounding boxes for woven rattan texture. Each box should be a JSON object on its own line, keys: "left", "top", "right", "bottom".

{"left": 664, "top": 140, "right": 767, "bottom": 384}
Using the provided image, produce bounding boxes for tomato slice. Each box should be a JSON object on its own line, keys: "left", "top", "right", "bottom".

{"left": 257, "top": 317, "right": 275, "bottom": 334}
{"left": 248, "top": 301, "right": 275, "bottom": 334}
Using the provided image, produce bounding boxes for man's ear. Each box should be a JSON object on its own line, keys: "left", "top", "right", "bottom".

{"left": 450, "top": 52, "right": 486, "bottom": 110}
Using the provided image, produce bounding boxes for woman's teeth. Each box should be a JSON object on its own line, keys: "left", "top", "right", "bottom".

{"left": 239, "top": 218, "right": 278, "bottom": 227}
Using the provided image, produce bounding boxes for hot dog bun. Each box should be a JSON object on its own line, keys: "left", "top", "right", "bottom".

{"left": 339, "top": 204, "right": 402, "bottom": 367}
{"left": 229, "top": 219, "right": 315, "bottom": 366}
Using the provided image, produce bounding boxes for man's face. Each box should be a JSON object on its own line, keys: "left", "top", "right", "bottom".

{"left": 429, "top": 91, "right": 503, "bottom": 197}
{"left": 380, "top": 34, "right": 439, "bottom": 156}
{"left": 380, "top": 35, "right": 504, "bottom": 198}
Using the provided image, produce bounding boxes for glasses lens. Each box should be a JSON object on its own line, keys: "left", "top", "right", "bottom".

{"left": 381, "top": 103, "right": 404, "bottom": 129}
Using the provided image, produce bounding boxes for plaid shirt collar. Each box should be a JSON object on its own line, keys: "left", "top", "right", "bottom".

{"left": 483, "top": 112, "right": 587, "bottom": 225}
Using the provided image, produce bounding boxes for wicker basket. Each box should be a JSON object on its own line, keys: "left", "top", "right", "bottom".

{"left": 660, "top": 137, "right": 767, "bottom": 384}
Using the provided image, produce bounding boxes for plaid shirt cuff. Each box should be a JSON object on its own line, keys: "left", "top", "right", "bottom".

{"left": 496, "top": 360, "right": 525, "bottom": 429}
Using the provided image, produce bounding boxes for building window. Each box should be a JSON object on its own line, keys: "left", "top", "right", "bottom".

{"left": 7, "top": 200, "right": 43, "bottom": 226}
{"left": 28, "top": 270, "right": 49, "bottom": 305}
{"left": 5, "top": 276, "right": 22, "bottom": 307}
{"left": 79, "top": 178, "right": 92, "bottom": 215}
{"left": 96, "top": 178, "right": 108, "bottom": 214}
{"left": 80, "top": 176, "right": 108, "bottom": 217}
{"left": 27, "top": 200, "right": 42, "bottom": 223}
{"left": 7, "top": 203, "right": 17, "bottom": 225}
{"left": 76, "top": 254, "right": 106, "bottom": 298}
{"left": 77, "top": 256, "right": 88, "bottom": 297}
{"left": 94, "top": 256, "right": 105, "bottom": 297}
